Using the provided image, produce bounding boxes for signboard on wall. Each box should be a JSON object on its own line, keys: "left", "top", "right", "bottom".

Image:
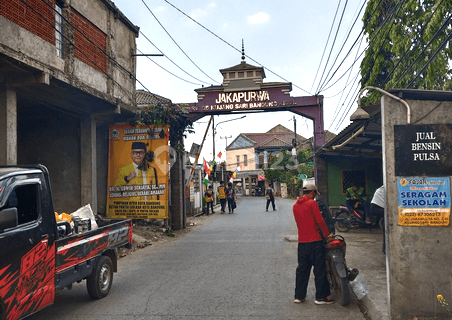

{"left": 107, "top": 125, "right": 169, "bottom": 219}
{"left": 397, "top": 177, "right": 451, "bottom": 226}
{"left": 394, "top": 124, "right": 452, "bottom": 176}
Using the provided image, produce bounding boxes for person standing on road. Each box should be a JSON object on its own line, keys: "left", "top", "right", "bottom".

{"left": 205, "top": 185, "right": 214, "bottom": 215}
{"left": 371, "top": 185, "right": 385, "bottom": 254}
{"left": 293, "top": 184, "right": 334, "bottom": 305}
{"left": 265, "top": 183, "right": 276, "bottom": 211}
{"left": 226, "top": 182, "right": 235, "bottom": 214}
{"left": 218, "top": 181, "right": 227, "bottom": 214}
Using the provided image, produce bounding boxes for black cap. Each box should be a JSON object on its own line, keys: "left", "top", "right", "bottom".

{"left": 132, "top": 142, "right": 146, "bottom": 151}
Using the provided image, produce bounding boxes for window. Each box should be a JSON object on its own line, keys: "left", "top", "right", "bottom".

{"left": 229, "top": 72, "right": 235, "bottom": 79}
{"left": 341, "top": 170, "right": 367, "bottom": 194}
{"left": 55, "top": 1, "right": 64, "bottom": 58}
{"left": 243, "top": 154, "right": 248, "bottom": 166}
{"left": 238, "top": 72, "right": 244, "bottom": 78}
{"left": 3, "top": 184, "right": 40, "bottom": 225}
{"left": 236, "top": 155, "right": 240, "bottom": 167}
{"left": 247, "top": 71, "right": 253, "bottom": 77}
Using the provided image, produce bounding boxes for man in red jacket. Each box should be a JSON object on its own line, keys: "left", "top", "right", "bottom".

{"left": 293, "top": 184, "right": 334, "bottom": 305}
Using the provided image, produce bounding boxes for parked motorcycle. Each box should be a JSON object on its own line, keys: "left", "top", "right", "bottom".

{"left": 333, "top": 203, "right": 384, "bottom": 233}
{"left": 252, "top": 186, "right": 264, "bottom": 196}
{"left": 325, "top": 235, "right": 359, "bottom": 306}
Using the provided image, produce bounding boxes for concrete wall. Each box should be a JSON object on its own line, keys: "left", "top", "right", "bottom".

{"left": 382, "top": 96, "right": 452, "bottom": 319}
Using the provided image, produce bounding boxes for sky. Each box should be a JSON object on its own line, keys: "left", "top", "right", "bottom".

{"left": 111, "top": 0, "right": 368, "bottom": 162}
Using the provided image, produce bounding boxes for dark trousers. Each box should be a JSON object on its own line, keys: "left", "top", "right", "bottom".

{"left": 345, "top": 199, "right": 370, "bottom": 220}
{"left": 206, "top": 202, "right": 214, "bottom": 214}
{"left": 371, "top": 203, "right": 385, "bottom": 254}
{"left": 227, "top": 198, "right": 234, "bottom": 212}
{"left": 266, "top": 198, "right": 275, "bottom": 210}
{"left": 219, "top": 199, "right": 226, "bottom": 212}
{"left": 295, "top": 241, "right": 331, "bottom": 300}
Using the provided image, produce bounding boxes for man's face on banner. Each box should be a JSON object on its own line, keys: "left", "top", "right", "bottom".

{"left": 131, "top": 148, "right": 145, "bottom": 165}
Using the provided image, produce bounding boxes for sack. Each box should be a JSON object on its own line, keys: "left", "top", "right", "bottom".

{"left": 232, "top": 201, "right": 237, "bottom": 209}
{"left": 265, "top": 195, "right": 270, "bottom": 200}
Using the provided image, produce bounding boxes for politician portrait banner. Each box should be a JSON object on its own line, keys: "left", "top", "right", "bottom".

{"left": 107, "top": 125, "right": 169, "bottom": 219}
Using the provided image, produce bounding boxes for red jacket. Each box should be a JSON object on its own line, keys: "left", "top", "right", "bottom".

{"left": 293, "top": 196, "right": 330, "bottom": 243}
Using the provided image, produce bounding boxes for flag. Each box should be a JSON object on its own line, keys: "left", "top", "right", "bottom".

{"left": 217, "top": 151, "right": 222, "bottom": 159}
{"left": 204, "top": 174, "right": 209, "bottom": 187}
{"left": 203, "top": 158, "right": 210, "bottom": 175}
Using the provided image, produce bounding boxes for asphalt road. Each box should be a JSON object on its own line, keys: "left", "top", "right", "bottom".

{"left": 31, "top": 196, "right": 365, "bottom": 320}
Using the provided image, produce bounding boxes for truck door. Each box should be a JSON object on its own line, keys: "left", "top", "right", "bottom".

{"left": 0, "top": 173, "right": 56, "bottom": 320}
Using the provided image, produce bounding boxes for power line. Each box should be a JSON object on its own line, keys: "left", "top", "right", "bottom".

{"left": 141, "top": 0, "right": 219, "bottom": 85}
{"left": 163, "top": 0, "right": 312, "bottom": 95}
{"left": 309, "top": 0, "right": 342, "bottom": 94}
{"left": 315, "top": 0, "right": 349, "bottom": 94}
{"left": 316, "top": 0, "right": 367, "bottom": 93}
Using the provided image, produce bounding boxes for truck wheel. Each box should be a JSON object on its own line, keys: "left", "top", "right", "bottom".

{"left": 87, "top": 256, "right": 113, "bottom": 299}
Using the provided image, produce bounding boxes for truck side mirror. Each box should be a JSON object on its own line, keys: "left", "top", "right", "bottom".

{"left": 0, "top": 207, "right": 18, "bottom": 231}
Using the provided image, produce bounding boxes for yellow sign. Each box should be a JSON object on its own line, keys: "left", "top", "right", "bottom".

{"left": 398, "top": 208, "right": 450, "bottom": 226}
{"left": 107, "top": 125, "right": 169, "bottom": 219}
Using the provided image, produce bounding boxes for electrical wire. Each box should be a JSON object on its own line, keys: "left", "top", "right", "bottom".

{"left": 162, "top": 0, "right": 312, "bottom": 95}
{"left": 316, "top": 0, "right": 367, "bottom": 94}
{"left": 380, "top": 0, "right": 446, "bottom": 89}
{"left": 141, "top": 0, "right": 219, "bottom": 85}
{"left": 309, "top": 0, "right": 342, "bottom": 94}
{"left": 315, "top": 0, "right": 348, "bottom": 94}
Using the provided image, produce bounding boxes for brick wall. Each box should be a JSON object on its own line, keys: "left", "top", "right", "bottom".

{"left": 0, "top": 0, "right": 56, "bottom": 44}
{"left": 70, "top": 8, "right": 106, "bottom": 73}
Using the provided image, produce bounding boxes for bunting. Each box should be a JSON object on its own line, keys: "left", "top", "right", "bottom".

{"left": 217, "top": 151, "right": 222, "bottom": 159}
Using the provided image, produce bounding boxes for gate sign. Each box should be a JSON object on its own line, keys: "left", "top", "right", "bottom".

{"left": 394, "top": 124, "right": 452, "bottom": 176}
{"left": 397, "top": 177, "right": 451, "bottom": 226}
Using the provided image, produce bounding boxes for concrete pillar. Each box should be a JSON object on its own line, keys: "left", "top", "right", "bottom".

{"left": 0, "top": 87, "right": 17, "bottom": 165}
{"left": 383, "top": 96, "right": 452, "bottom": 319}
{"left": 80, "top": 116, "right": 97, "bottom": 213}
{"left": 170, "top": 152, "right": 185, "bottom": 230}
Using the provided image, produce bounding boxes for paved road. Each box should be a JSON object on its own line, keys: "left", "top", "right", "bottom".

{"left": 31, "top": 196, "right": 365, "bottom": 320}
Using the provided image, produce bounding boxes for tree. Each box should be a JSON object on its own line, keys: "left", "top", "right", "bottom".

{"left": 131, "top": 103, "right": 194, "bottom": 152}
{"left": 264, "top": 148, "right": 314, "bottom": 198}
{"left": 360, "top": 0, "right": 452, "bottom": 105}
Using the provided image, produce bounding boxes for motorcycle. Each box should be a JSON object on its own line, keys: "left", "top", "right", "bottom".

{"left": 333, "top": 203, "right": 384, "bottom": 233}
{"left": 324, "top": 235, "right": 359, "bottom": 306}
{"left": 252, "top": 186, "right": 264, "bottom": 196}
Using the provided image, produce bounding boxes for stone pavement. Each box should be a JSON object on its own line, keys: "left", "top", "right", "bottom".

{"left": 286, "top": 228, "right": 388, "bottom": 320}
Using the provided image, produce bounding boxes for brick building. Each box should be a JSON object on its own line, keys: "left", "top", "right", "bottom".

{"left": 0, "top": 0, "right": 139, "bottom": 214}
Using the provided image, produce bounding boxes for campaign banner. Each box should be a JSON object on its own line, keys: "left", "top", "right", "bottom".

{"left": 107, "top": 125, "right": 169, "bottom": 219}
{"left": 397, "top": 177, "right": 451, "bottom": 226}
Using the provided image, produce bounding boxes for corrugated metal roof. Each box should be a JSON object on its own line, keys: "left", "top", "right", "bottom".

{"left": 136, "top": 90, "right": 171, "bottom": 107}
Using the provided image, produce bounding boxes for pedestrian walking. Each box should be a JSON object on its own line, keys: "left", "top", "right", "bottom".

{"left": 226, "top": 182, "right": 236, "bottom": 214}
{"left": 265, "top": 183, "right": 276, "bottom": 211}
{"left": 217, "top": 180, "right": 227, "bottom": 214}
{"left": 293, "top": 184, "right": 334, "bottom": 305}
{"left": 205, "top": 185, "right": 214, "bottom": 215}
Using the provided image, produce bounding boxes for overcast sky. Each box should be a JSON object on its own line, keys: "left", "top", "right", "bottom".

{"left": 111, "top": 0, "right": 367, "bottom": 162}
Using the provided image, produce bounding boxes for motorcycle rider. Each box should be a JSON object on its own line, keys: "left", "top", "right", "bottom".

{"left": 345, "top": 182, "right": 371, "bottom": 224}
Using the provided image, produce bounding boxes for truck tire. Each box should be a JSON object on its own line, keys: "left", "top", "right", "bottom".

{"left": 87, "top": 256, "right": 113, "bottom": 299}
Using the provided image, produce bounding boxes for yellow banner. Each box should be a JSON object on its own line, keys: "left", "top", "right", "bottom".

{"left": 107, "top": 125, "right": 169, "bottom": 219}
{"left": 398, "top": 208, "right": 450, "bottom": 226}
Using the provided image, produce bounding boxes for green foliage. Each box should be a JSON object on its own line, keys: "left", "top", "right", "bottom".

{"left": 360, "top": 0, "right": 452, "bottom": 105}
{"left": 264, "top": 148, "right": 314, "bottom": 197}
{"left": 131, "top": 103, "right": 194, "bottom": 152}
